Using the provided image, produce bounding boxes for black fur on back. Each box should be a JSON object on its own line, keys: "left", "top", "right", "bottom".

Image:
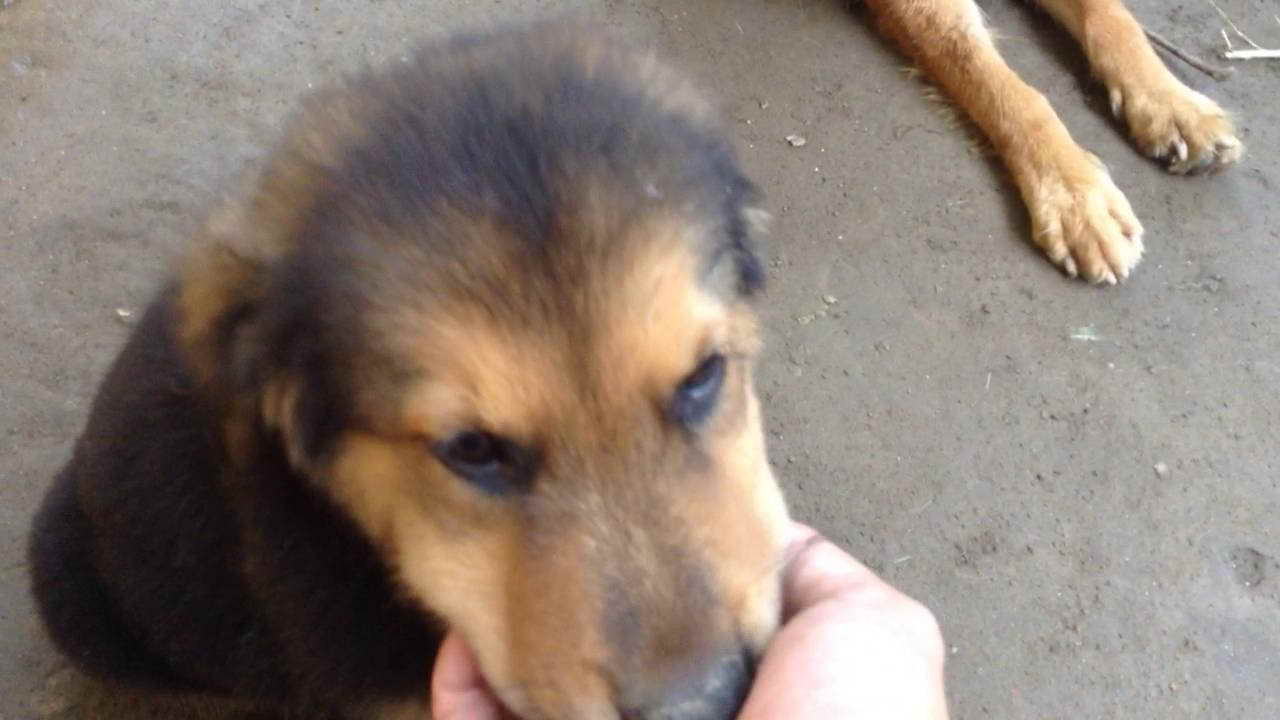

{"left": 28, "top": 290, "right": 441, "bottom": 708}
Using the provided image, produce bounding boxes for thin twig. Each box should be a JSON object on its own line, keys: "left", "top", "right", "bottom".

{"left": 1204, "top": 2, "right": 1280, "bottom": 62}
{"left": 1144, "top": 28, "right": 1235, "bottom": 80}
{"left": 1224, "top": 48, "right": 1280, "bottom": 59}
{"left": 1207, "top": 0, "right": 1264, "bottom": 49}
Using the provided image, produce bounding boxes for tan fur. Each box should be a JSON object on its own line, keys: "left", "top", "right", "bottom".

{"left": 866, "top": 0, "right": 1242, "bottom": 284}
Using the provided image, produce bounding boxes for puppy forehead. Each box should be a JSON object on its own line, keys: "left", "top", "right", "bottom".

{"left": 380, "top": 218, "right": 729, "bottom": 437}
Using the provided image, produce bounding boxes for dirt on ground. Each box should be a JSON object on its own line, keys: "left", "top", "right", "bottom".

{"left": 2, "top": 0, "right": 1277, "bottom": 718}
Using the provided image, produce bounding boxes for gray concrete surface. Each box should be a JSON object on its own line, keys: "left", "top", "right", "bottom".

{"left": 2, "top": 0, "right": 1277, "bottom": 717}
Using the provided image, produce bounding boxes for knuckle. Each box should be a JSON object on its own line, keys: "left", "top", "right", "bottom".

{"left": 897, "top": 600, "right": 947, "bottom": 660}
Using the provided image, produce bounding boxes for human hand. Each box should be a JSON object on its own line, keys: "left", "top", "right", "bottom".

{"left": 430, "top": 630, "right": 509, "bottom": 720}
{"left": 736, "top": 522, "right": 949, "bottom": 719}
{"left": 430, "top": 521, "right": 949, "bottom": 720}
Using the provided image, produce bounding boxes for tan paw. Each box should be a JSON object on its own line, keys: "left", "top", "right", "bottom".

{"left": 1108, "top": 81, "right": 1243, "bottom": 175}
{"left": 1026, "top": 153, "right": 1144, "bottom": 285}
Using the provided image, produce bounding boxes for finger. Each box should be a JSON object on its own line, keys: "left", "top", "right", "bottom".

{"left": 431, "top": 631, "right": 505, "bottom": 720}
{"left": 783, "top": 519, "right": 820, "bottom": 549}
{"left": 781, "top": 521, "right": 894, "bottom": 618}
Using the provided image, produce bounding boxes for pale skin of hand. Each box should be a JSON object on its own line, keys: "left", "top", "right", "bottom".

{"left": 430, "top": 521, "right": 950, "bottom": 720}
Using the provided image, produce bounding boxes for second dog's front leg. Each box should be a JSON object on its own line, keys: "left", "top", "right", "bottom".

{"left": 865, "top": 0, "right": 1144, "bottom": 284}
{"left": 1033, "top": 0, "right": 1243, "bottom": 174}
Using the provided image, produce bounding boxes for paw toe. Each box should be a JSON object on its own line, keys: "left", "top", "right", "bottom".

{"left": 1118, "top": 85, "right": 1243, "bottom": 175}
{"left": 1031, "top": 173, "right": 1144, "bottom": 285}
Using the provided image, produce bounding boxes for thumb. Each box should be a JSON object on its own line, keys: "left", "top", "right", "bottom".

{"left": 431, "top": 631, "right": 505, "bottom": 720}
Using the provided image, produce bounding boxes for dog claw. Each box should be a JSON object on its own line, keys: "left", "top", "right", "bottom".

{"left": 1028, "top": 152, "right": 1144, "bottom": 285}
{"left": 1111, "top": 81, "right": 1242, "bottom": 177}
{"left": 1061, "top": 254, "right": 1078, "bottom": 279}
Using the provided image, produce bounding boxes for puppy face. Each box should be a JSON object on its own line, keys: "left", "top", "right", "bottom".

{"left": 178, "top": 25, "right": 788, "bottom": 720}
{"left": 328, "top": 213, "right": 785, "bottom": 720}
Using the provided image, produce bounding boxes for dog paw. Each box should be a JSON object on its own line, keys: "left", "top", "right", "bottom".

{"left": 1025, "top": 153, "right": 1144, "bottom": 285}
{"left": 1108, "top": 81, "right": 1242, "bottom": 175}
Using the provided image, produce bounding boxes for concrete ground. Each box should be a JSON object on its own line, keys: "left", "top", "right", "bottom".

{"left": 2, "top": 0, "right": 1277, "bottom": 717}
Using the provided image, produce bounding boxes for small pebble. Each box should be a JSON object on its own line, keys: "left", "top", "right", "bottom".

{"left": 821, "top": 294, "right": 838, "bottom": 305}
{"left": 1153, "top": 462, "right": 1171, "bottom": 480}
{"left": 785, "top": 134, "right": 807, "bottom": 147}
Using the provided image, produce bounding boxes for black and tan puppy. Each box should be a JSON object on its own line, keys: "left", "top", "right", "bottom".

{"left": 28, "top": 22, "right": 789, "bottom": 720}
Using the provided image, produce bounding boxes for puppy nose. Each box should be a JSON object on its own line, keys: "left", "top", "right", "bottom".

{"left": 643, "top": 649, "right": 753, "bottom": 720}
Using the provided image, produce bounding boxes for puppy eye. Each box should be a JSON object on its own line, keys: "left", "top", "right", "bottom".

{"left": 671, "top": 353, "right": 726, "bottom": 428}
{"left": 433, "top": 431, "right": 531, "bottom": 496}
{"left": 443, "top": 431, "right": 500, "bottom": 467}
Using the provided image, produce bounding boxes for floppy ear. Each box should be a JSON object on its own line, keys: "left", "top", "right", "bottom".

{"left": 183, "top": 167, "right": 356, "bottom": 471}
{"left": 177, "top": 208, "right": 270, "bottom": 395}
{"left": 174, "top": 193, "right": 291, "bottom": 464}
{"left": 176, "top": 87, "right": 365, "bottom": 468}
{"left": 178, "top": 219, "right": 339, "bottom": 472}
{"left": 728, "top": 193, "right": 769, "bottom": 297}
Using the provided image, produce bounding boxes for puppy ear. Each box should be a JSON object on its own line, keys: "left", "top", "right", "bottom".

{"left": 174, "top": 194, "right": 286, "bottom": 462}
{"left": 177, "top": 214, "right": 336, "bottom": 470}
{"left": 178, "top": 219, "right": 262, "bottom": 391}
{"left": 258, "top": 374, "right": 312, "bottom": 471}
{"left": 176, "top": 110, "right": 337, "bottom": 387}
{"left": 729, "top": 201, "right": 769, "bottom": 297}
{"left": 177, "top": 91, "right": 358, "bottom": 467}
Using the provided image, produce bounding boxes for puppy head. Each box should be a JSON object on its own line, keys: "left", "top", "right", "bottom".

{"left": 178, "top": 25, "right": 788, "bottom": 720}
